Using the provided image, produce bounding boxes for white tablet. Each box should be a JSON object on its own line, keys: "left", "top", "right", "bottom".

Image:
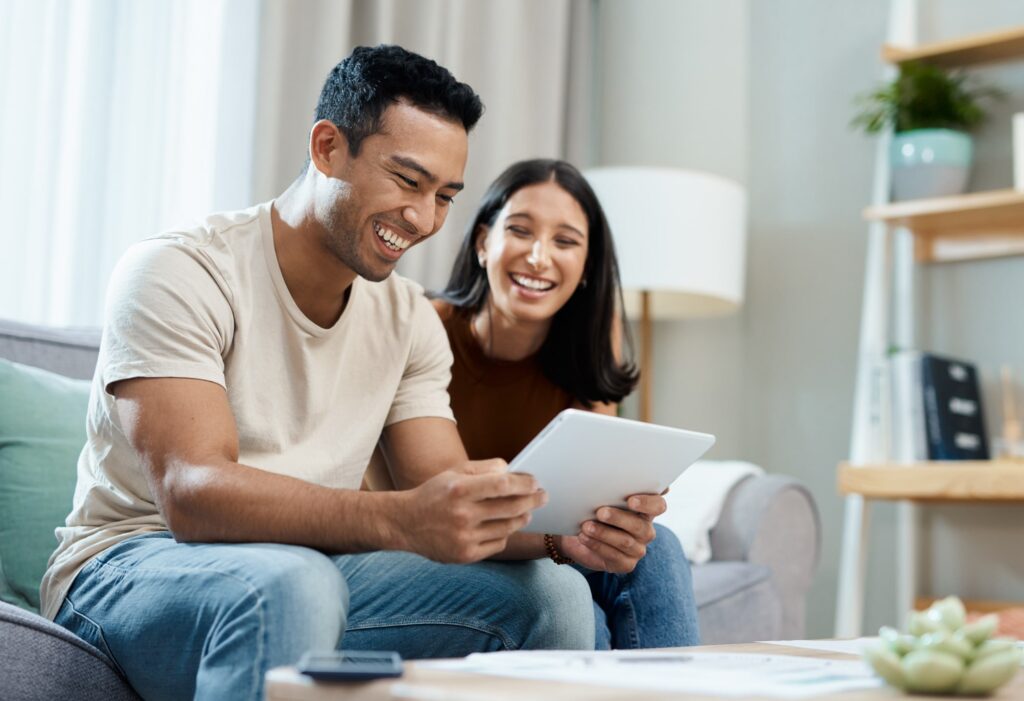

{"left": 508, "top": 409, "right": 715, "bottom": 535}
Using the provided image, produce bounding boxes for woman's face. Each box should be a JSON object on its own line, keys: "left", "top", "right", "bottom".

{"left": 477, "top": 180, "right": 589, "bottom": 325}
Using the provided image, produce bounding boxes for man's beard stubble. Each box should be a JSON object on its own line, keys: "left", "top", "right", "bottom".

{"left": 320, "top": 187, "right": 393, "bottom": 283}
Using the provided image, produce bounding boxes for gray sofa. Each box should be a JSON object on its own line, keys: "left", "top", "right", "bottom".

{"left": 0, "top": 319, "right": 821, "bottom": 700}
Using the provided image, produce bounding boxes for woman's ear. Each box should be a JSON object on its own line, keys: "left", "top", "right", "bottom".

{"left": 474, "top": 225, "right": 490, "bottom": 267}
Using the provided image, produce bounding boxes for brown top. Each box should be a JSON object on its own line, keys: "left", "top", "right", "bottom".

{"left": 434, "top": 301, "right": 574, "bottom": 462}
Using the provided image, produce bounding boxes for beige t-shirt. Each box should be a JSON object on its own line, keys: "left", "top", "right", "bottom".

{"left": 39, "top": 201, "right": 454, "bottom": 620}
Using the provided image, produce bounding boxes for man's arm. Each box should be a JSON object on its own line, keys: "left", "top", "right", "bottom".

{"left": 114, "top": 377, "right": 545, "bottom": 562}
{"left": 380, "top": 415, "right": 658, "bottom": 571}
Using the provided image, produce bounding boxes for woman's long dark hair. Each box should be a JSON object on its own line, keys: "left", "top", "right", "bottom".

{"left": 436, "top": 159, "right": 638, "bottom": 407}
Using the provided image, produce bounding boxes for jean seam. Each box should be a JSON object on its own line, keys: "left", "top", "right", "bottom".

{"left": 346, "top": 617, "right": 514, "bottom": 650}
{"left": 621, "top": 589, "right": 640, "bottom": 648}
{"left": 61, "top": 596, "right": 131, "bottom": 680}
{"left": 251, "top": 591, "right": 266, "bottom": 701}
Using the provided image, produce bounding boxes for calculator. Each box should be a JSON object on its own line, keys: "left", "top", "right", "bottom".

{"left": 297, "top": 650, "right": 404, "bottom": 681}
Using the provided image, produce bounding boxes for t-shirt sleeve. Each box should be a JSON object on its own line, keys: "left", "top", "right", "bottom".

{"left": 101, "top": 239, "right": 234, "bottom": 392}
{"left": 385, "top": 293, "right": 455, "bottom": 426}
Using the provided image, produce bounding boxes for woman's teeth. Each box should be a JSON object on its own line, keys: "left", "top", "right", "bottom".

{"left": 511, "top": 273, "right": 554, "bottom": 291}
{"left": 374, "top": 223, "right": 411, "bottom": 251}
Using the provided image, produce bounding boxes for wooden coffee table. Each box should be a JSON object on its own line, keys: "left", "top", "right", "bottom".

{"left": 264, "top": 641, "right": 1024, "bottom": 700}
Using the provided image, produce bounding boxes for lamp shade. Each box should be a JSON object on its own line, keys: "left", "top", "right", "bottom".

{"left": 584, "top": 167, "right": 747, "bottom": 320}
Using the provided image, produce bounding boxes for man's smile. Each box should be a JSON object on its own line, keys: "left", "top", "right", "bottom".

{"left": 373, "top": 221, "right": 413, "bottom": 256}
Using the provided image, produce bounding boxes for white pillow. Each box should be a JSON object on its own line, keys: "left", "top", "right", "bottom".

{"left": 655, "top": 460, "right": 764, "bottom": 564}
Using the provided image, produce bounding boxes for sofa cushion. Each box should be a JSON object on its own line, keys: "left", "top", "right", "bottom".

{"left": 0, "top": 359, "right": 89, "bottom": 612}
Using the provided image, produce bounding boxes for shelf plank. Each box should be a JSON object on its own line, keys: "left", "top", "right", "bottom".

{"left": 916, "top": 597, "right": 1024, "bottom": 614}
{"left": 838, "top": 461, "right": 1024, "bottom": 501}
{"left": 883, "top": 26, "right": 1024, "bottom": 68}
{"left": 863, "top": 189, "right": 1024, "bottom": 262}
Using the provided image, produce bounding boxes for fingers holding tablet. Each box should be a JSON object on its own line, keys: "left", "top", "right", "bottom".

{"left": 626, "top": 493, "right": 668, "bottom": 518}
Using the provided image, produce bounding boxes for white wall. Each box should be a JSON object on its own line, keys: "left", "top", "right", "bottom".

{"left": 595, "top": 0, "right": 1024, "bottom": 638}
{"left": 594, "top": 0, "right": 749, "bottom": 458}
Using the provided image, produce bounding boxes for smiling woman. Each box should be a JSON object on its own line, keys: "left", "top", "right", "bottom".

{"left": 432, "top": 159, "right": 701, "bottom": 650}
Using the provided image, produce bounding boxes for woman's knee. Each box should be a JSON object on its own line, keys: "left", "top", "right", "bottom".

{"left": 649, "top": 523, "right": 684, "bottom": 556}
{"left": 642, "top": 524, "right": 694, "bottom": 580}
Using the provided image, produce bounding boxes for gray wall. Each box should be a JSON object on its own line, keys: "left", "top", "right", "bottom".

{"left": 595, "top": 0, "right": 1024, "bottom": 638}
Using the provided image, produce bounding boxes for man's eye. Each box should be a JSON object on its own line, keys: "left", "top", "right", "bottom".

{"left": 438, "top": 194, "right": 455, "bottom": 205}
{"left": 398, "top": 174, "right": 417, "bottom": 187}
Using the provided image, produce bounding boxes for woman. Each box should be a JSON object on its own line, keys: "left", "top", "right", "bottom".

{"left": 433, "top": 159, "right": 700, "bottom": 649}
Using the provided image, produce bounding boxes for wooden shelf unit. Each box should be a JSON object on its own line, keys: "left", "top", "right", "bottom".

{"left": 839, "top": 461, "right": 1024, "bottom": 501}
{"left": 838, "top": 17, "right": 1024, "bottom": 639}
{"left": 882, "top": 26, "right": 1024, "bottom": 68}
{"left": 863, "top": 189, "right": 1024, "bottom": 262}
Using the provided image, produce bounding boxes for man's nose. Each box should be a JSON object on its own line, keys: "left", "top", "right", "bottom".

{"left": 401, "top": 196, "right": 436, "bottom": 237}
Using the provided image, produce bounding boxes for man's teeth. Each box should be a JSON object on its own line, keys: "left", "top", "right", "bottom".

{"left": 374, "top": 223, "right": 411, "bottom": 251}
{"left": 511, "top": 274, "right": 554, "bottom": 291}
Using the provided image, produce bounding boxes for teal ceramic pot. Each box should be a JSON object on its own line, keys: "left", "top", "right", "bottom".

{"left": 890, "top": 129, "right": 973, "bottom": 201}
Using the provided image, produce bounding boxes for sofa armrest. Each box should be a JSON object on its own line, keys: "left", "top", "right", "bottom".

{"left": 0, "top": 602, "right": 139, "bottom": 700}
{"left": 708, "top": 474, "right": 821, "bottom": 639}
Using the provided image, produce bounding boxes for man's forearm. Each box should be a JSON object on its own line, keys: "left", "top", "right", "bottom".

{"left": 159, "top": 459, "right": 409, "bottom": 553}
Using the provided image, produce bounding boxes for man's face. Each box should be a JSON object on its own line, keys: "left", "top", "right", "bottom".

{"left": 314, "top": 101, "right": 469, "bottom": 282}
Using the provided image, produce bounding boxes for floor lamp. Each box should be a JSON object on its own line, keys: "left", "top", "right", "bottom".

{"left": 584, "top": 167, "right": 747, "bottom": 423}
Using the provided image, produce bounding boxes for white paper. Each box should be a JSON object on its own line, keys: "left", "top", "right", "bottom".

{"left": 416, "top": 650, "right": 882, "bottom": 698}
{"left": 760, "top": 637, "right": 879, "bottom": 656}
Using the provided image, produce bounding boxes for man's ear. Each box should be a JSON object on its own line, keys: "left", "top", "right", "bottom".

{"left": 309, "top": 119, "right": 350, "bottom": 176}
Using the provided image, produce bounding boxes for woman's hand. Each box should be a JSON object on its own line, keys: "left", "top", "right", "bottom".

{"left": 556, "top": 494, "right": 667, "bottom": 573}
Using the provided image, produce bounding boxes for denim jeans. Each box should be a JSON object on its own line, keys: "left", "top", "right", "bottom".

{"left": 583, "top": 523, "right": 701, "bottom": 649}
{"left": 54, "top": 532, "right": 595, "bottom": 701}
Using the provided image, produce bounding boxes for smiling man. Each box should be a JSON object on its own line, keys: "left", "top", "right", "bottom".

{"left": 40, "top": 45, "right": 595, "bottom": 701}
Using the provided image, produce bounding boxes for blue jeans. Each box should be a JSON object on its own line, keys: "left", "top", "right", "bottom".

{"left": 583, "top": 524, "right": 701, "bottom": 649}
{"left": 54, "top": 532, "right": 595, "bottom": 701}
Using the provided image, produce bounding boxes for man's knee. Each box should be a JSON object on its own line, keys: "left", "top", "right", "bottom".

{"left": 227, "top": 545, "right": 349, "bottom": 652}
{"left": 517, "top": 560, "right": 595, "bottom": 650}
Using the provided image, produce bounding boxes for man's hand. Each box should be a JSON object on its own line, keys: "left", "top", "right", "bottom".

{"left": 392, "top": 460, "right": 548, "bottom": 563}
{"left": 556, "top": 493, "right": 667, "bottom": 573}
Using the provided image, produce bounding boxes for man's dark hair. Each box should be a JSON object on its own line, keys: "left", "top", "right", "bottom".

{"left": 314, "top": 45, "right": 484, "bottom": 156}
{"left": 437, "top": 159, "right": 639, "bottom": 407}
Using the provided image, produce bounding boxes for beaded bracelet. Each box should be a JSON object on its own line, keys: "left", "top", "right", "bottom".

{"left": 543, "top": 533, "right": 574, "bottom": 565}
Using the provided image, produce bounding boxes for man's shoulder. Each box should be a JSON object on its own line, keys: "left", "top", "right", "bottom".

{"left": 140, "top": 203, "right": 266, "bottom": 252}
{"left": 117, "top": 203, "right": 268, "bottom": 277}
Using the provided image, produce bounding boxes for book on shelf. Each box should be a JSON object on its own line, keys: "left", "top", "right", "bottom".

{"left": 890, "top": 350, "right": 989, "bottom": 462}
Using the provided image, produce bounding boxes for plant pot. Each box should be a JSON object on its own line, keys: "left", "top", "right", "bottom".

{"left": 890, "top": 129, "right": 973, "bottom": 201}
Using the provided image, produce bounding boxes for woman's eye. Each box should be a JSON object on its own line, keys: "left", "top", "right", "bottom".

{"left": 556, "top": 238, "right": 579, "bottom": 247}
{"left": 507, "top": 226, "right": 530, "bottom": 237}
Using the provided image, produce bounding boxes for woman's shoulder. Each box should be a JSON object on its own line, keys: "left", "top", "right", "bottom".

{"left": 429, "top": 297, "right": 454, "bottom": 321}
{"left": 430, "top": 297, "right": 474, "bottom": 326}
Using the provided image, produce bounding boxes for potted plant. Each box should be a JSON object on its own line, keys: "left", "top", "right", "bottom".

{"left": 852, "top": 61, "right": 1004, "bottom": 201}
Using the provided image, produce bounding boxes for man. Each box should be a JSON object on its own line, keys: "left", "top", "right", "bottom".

{"left": 42, "top": 45, "right": 664, "bottom": 701}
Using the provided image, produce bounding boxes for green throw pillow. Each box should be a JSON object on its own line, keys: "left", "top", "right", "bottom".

{"left": 0, "top": 358, "right": 89, "bottom": 613}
